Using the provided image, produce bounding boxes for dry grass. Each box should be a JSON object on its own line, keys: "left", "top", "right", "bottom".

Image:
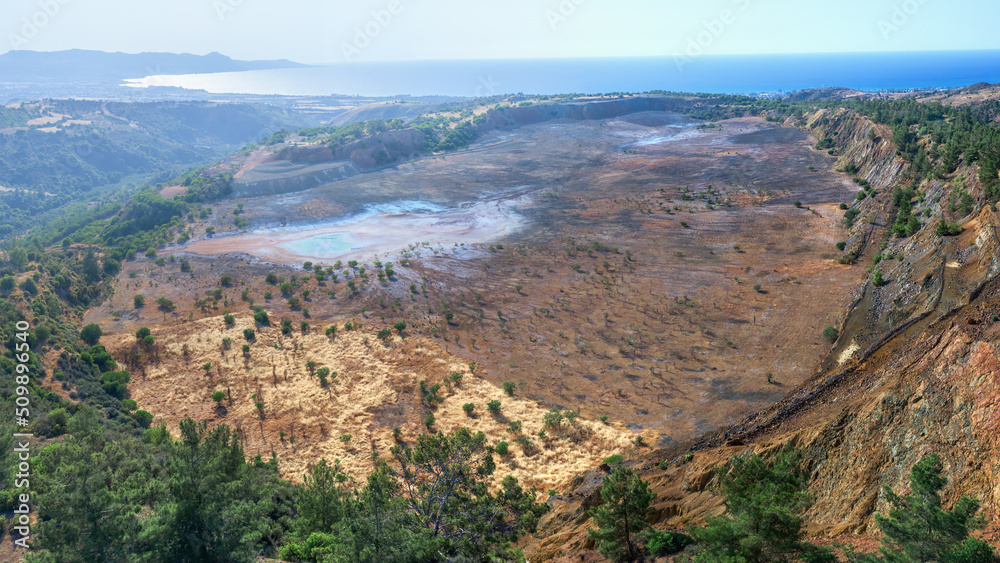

{"left": 108, "top": 312, "right": 640, "bottom": 492}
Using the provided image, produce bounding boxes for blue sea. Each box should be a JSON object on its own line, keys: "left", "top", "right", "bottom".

{"left": 126, "top": 51, "right": 1000, "bottom": 98}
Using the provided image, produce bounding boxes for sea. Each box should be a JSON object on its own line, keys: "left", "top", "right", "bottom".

{"left": 124, "top": 51, "right": 1000, "bottom": 98}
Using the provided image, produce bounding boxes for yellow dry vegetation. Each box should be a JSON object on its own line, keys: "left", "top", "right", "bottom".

{"left": 109, "top": 312, "right": 643, "bottom": 493}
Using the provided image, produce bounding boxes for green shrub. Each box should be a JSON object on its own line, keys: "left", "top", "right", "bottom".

{"left": 822, "top": 326, "right": 839, "bottom": 343}
{"left": 936, "top": 220, "right": 963, "bottom": 237}
{"left": 134, "top": 410, "right": 153, "bottom": 428}
{"left": 486, "top": 400, "right": 501, "bottom": 415}
{"left": 873, "top": 269, "right": 886, "bottom": 287}
{"left": 646, "top": 531, "right": 694, "bottom": 556}
{"left": 253, "top": 309, "right": 270, "bottom": 325}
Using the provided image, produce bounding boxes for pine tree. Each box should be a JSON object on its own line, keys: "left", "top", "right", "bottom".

{"left": 587, "top": 465, "right": 656, "bottom": 562}
{"left": 689, "top": 445, "right": 833, "bottom": 562}
{"left": 856, "top": 453, "right": 994, "bottom": 563}
{"left": 296, "top": 459, "right": 349, "bottom": 535}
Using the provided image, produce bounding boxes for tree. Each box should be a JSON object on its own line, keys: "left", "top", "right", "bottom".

{"left": 281, "top": 464, "right": 437, "bottom": 563}
{"left": 852, "top": 454, "right": 994, "bottom": 563}
{"left": 296, "top": 459, "right": 349, "bottom": 536}
{"left": 937, "top": 220, "right": 963, "bottom": 237}
{"left": 136, "top": 327, "right": 151, "bottom": 340}
{"left": 543, "top": 409, "right": 563, "bottom": 430}
{"left": 134, "top": 410, "right": 153, "bottom": 428}
{"left": 254, "top": 309, "right": 270, "bottom": 325}
{"left": 336, "top": 463, "right": 437, "bottom": 562}
{"left": 390, "top": 428, "right": 547, "bottom": 557}
{"left": 134, "top": 294, "right": 145, "bottom": 308}
{"left": 20, "top": 278, "right": 38, "bottom": 295}
{"left": 503, "top": 381, "right": 516, "bottom": 396}
{"left": 157, "top": 297, "right": 175, "bottom": 312}
{"left": 316, "top": 367, "right": 331, "bottom": 386}
{"left": 29, "top": 408, "right": 150, "bottom": 562}
{"left": 393, "top": 321, "right": 406, "bottom": 333}
{"left": 587, "top": 465, "right": 655, "bottom": 562}
{"left": 82, "top": 248, "right": 100, "bottom": 281}
{"left": 100, "top": 370, "right": 131, "bottom": 398}
{"left": 377, "top": 328, "right": 392, "bottom": 341}
{"left": 10, "top": 246, "right": 28, "bottom": 271}
{"left": 80, "top": 323, "right": 102, "bottom": 346}
{"left": 140, "top": 419, "right": 294, "bottom": 562}
{"left": 873, "top": 269, "right": 886, "bottom": 287}
{"left": 211, "top": 391, "right": 226, "bottom": 406}
{"left": 822, "top": 326, "right": 838, "bottom": 343}
{"left": 688, "top": 445, "right": 832, "bottom": 562}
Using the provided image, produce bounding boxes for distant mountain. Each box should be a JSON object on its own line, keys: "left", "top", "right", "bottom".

{"left": 0, "top": 49, "right": 309, "bottom": 83}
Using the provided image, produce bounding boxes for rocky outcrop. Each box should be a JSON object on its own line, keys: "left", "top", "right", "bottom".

{"left": 804, "top": 108, "right": 906, "bottom": 191}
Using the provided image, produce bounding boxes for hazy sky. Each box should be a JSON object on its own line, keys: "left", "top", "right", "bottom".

{"left": 3, "top": 0, "right": 998, "bottom": 64}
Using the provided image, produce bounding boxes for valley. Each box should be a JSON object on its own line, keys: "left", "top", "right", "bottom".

{"left": 82, "top": 102, "right": 867, "bottom": 490}
{"left": 6, "top": 83, "right": 1000, "bottom": 561}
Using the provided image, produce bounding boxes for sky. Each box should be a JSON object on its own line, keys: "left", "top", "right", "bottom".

{"left": 3, "top": 0, "right": 999, "bottom": 64}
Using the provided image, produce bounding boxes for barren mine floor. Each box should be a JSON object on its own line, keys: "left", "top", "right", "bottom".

{"left": 88, "top": 112, "right": 865, "bottom": 487}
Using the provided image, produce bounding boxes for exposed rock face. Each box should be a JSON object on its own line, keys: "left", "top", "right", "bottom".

{"left": 805, "top": 108, "right": 906, "bottom": 191}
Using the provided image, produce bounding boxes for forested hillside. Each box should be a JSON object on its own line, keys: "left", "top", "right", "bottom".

{"left": 0, "top": 100, "right": 315, "bottom": 236}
